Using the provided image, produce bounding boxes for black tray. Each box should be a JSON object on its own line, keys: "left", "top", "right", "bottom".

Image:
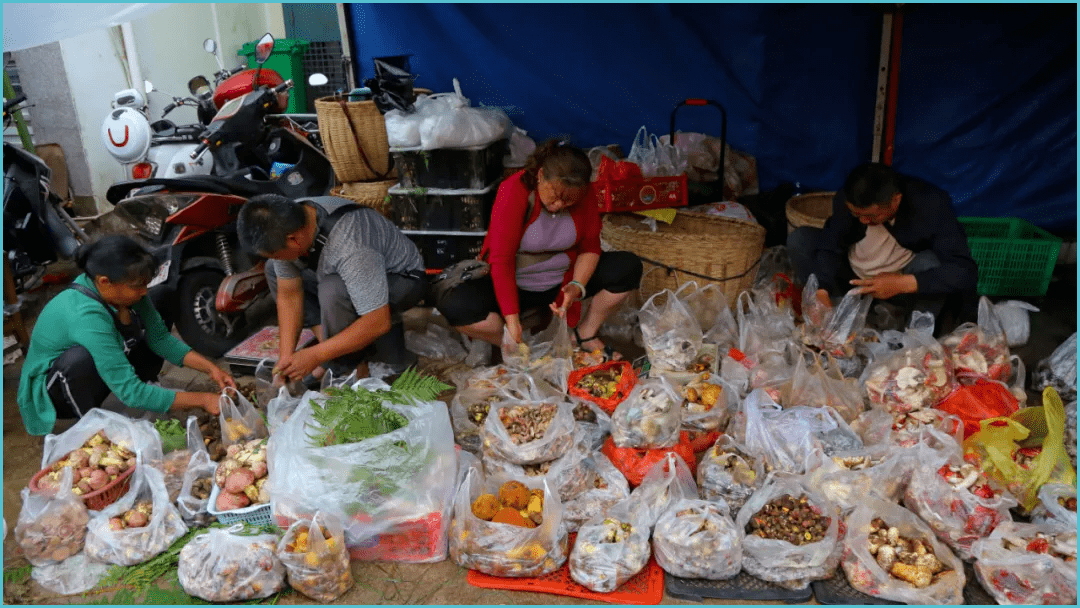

{"left": 812, "top": 573, "right": 902, "bottom": 605}
{"left": 665, "top": 571, "right": 814, "bottom": 604}
{"left": 962, "top": 562, "right": 996, "bottom": 605}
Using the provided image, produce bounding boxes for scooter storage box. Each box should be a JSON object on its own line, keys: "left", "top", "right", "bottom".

{"left": 391, "top": 140, "right": 508, "bottom": 190}
{"left": 407, "top": 234, "right": 485, "bottom": 271}
{"left": 389, "top": 183, "right": 496, "bottom": 232}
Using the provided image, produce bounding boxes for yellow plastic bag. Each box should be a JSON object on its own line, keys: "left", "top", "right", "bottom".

{"left": 963, "top": 387, "right": 1076, "bottom": 513}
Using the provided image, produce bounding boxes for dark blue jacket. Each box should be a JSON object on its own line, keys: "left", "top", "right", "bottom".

{"left": 811, "top": 175, "right": 978, "bottom": 297}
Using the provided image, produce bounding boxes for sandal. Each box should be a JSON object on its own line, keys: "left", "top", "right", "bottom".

{"left": 573, "top": 327, "right": 621, "bottom": 362}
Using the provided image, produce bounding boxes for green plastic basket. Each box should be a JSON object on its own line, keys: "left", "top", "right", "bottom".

{"left": 239, "top": 37, "right": 310, "bottom": 114}
{"left": 959, "top": 216, "right": 1061, "bottom": 296}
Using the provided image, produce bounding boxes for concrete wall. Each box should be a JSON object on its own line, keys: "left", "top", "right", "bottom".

{"left": 10, "top": 3, "right": 287, "bottom": 213}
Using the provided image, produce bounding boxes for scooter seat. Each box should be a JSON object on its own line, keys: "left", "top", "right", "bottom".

{"left": 106, "top": 174, "right": 285, "bottom": 204}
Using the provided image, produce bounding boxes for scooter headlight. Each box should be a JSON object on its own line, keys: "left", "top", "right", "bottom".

{"left": 114, "top": 194, "right": 199, "bottom": 241}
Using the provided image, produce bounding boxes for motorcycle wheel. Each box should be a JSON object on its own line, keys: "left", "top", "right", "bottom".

{"left": 175, "top": 268, "right": 248, "bottom": 358}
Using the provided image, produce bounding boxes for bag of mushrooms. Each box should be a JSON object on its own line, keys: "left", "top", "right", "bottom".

{"left": 84, "top": 466, "right": 188, "bottom": 566}
{"left": 14, "top": 467, "right": 89, "bottom": 566}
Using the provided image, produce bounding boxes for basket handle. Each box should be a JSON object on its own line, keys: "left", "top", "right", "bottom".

{"left": 336, "top": 97, "right": 392, "bottom": 180}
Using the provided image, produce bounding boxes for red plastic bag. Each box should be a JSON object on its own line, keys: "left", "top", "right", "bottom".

{"left": 601, "top": 432, "right": 696, "bottom": 488}
{"left": 596, "top": 155, "right": 644, "bottom": 182}
{"left": 567, "top": 361, "right": 637, "bottom": 415}
{"left": 936, "top": 377, "right": 1019, "bottom": 439}
{"left": 685, "top": 430, "right": 720, "bottom": 454}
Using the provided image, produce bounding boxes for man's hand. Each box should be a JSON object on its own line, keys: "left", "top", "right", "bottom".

{"left": 850, "top": 272, "right": 917, "bottom": 300}
{"left": 274, "top": 347, "right": 323, "bottom": 382}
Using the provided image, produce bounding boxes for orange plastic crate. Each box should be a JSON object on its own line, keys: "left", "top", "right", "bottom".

{"left": 348, "top": 512, "right": 445, "bottom": 562}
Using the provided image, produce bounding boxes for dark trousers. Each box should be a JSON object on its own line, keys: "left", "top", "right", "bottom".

{"left": 266, "top": 265, "right": 427, "bottom": 369}
{"left": 436, "top": 250, "right": 643, "bottom": 327}
{"left": 46, "top": 345, "right": 164, "bottom": 420}
{"left": 787, "top": 226, "right": 975, "bottom": 336}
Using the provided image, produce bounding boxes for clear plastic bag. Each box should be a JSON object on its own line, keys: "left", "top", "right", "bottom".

{"left": 481, "top": 398, "right": 575, "bottom": 465}
{"left": 30, "top": 553, "right": 111, "bottom": 596}
{"left": 451, "top": 382, "right": 528, "bottom": 454}
{"left": 675, "top": 282, "right": 738, "bottom": 351}
{"left": 902, "top": 440, "right": 1017, "bottom": 561}
{"left": 799, "top": 275, "right": 872, "bottom": 360}
{"left": 569, "top": 499, "right": 652, "bottom": 592}
{"left": 84, "top": 466, "right": 188, "bottom": 566}
{"left": 639, "top": 289, "right": 703, "bottom": 372}
{"left": 178, "top": 524, "right": 286, "bottom": 602}
{"left": 15, "top": 467, "right": 89, "bottom": 566}
{"left": 735, "top": 474, "right": 842, "bottom": 590}
{"left": 276, "top": 511, "right": 353, "bottom": 602}
{"left": 261, "top": 358, "right": 307, "bottom": 435}
{"left": 862, "top": 328, "right": 956, "bottom": 423}
{"left": 736, "top": 289, "right": 798, "bottom": 365}
{"left": 611, "top": 376, "right": 683, "bottom": 449}
{"left": 1034, "top": 331, "right": 1077, "bottom": 402}
{"left": 625, "top": 452, "right": 699, "bottom": 528}
{"left": 786, "top": 350, "right": 864, "bottom": 423}
{"left": 941, "top": 300, "right": 1012, "bottom": 382}
{"left": 418, "top": 89, "right": 512, "bottom": 150}
{"left": 449, "top": 466, "right": 568, "bottom": 577}
{"left": 1030, "top": 483, "right": 1077, "bottom": 528}
{"left": 405, "top": 323, "right": 468, "bottom": 362}
{"left": 269, "top": 383, "right": 458, "bottom": 554}
{"left": 697, "top": 435, "right": 765, "bottom": 515}
{"left": 841, "top": 496, "right": 965, "bottom": 604}
{"left": 653, "top": 498, "right": 742, "bottom": 580}
{"left": 971, "top": 521, "right": 1077, "bottom": 605}
{"left": 177, "top": 448, "right": 216, "bottom": 527}
{"left": 482, "top": 428, "right": 592, "bottom": 502}
{"left": 572, "top": 399, "right": 612, "bottom": 452}
{"left": 810, "top": 444, "right": 909, "bottom": 515}
{"left": 563, "top": 453, "right": 631, "bottom": 533}
{"left": 41, "top": 408, "right": 161, "bottom": 472}
{"left": 219, "top": 386, "right": 268, "bottom": 446}
{"left": 680, "top": 376, "right": 736, "bottom": 432}
{"left": 728, "top": 389, "right": 825, "bottom": 475}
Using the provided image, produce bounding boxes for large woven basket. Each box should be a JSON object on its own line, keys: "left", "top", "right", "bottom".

{"left": 315, "top": 95, "right": 394, "bottom": 182}
{"left": 601, "top": 211, "right": 766, "bottom": 305}
{"left": 332, "top": 180, "right": 397, "bottom": 218}
{"left": 785, "top": 191, "right": 835, "bottom": 233}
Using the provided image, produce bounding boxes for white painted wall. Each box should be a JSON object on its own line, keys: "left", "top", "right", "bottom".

{"left": 44, "top": 3, "right": 286, "bottom": 212}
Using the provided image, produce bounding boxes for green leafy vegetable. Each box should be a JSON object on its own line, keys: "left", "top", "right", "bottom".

{"left": 153, "top": 418, "right": 187, "bottom": 453}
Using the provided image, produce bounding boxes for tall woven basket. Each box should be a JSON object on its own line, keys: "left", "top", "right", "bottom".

{"left": 315, "top": 95, "right": 394, "bottom": 182}
{"left": 332, "top": 180, "right": 397, "bottom": 218}
{"left": 601, "top": 210, "right": 766, "bottom": 306}
{"left": 785, "top": 191, "right": 835, "bottom": 233}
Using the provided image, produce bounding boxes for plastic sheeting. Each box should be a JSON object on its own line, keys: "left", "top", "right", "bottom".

{"left": 348, "top": 4, "right": 1075, "bottom": 230}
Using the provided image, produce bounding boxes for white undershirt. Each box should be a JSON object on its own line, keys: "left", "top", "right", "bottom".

{"left": 848, "top": 220, "right": 915, "bottom": 279}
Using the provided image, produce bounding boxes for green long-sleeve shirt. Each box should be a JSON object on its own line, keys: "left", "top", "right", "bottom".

{"left": 17, "top": 274, "right": 191, "bottom": 435}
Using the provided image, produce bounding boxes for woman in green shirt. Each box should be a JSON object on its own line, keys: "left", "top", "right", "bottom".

{"left": 18, "top": 235, "right": 233, "bottom": 435}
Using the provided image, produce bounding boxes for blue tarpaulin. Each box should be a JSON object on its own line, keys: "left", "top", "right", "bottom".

{"left": 348, "top": 3, "right": 1076, "bottom": 232}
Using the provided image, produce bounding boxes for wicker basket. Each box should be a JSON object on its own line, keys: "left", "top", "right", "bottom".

{"left": 30, "top": 465, "right": 136, "bottom": 512}
{"left": 601, "top": 210, "right": 766, "bottom": 305}
{"left": 315, "top": 95, "right": 394, "bottom": 182}
{"left": 785, "top": 191, "right": 836, "bottom": 233}
{"left": 332, "top": 180, "right": 397, "bottom": 218}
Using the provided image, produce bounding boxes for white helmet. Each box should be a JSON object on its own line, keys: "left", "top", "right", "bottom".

{"left": 101, "top": 107, "right": 151, "bottom": 163}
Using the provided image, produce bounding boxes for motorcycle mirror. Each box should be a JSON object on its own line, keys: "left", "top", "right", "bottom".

{"left": 203, "top": 38, "right": 217, "bottom": 54}
{"left": 188, "top": 75, "right": 212, "bottom": 97}
{"left": 254, "top": 33, "right": 275, "bottom": 64}
{"left": 308, "top": 73, "right": 329, "bottom": 87}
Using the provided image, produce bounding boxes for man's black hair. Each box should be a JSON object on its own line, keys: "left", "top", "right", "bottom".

{"left": 843, "top": 162, "right": 901, "bottom": 209}
{"left": 236, "top": 194, "right": 308, "bottom": 255}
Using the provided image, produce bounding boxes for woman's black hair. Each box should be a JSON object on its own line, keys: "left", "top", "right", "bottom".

{"left": 75, "top": 234, "right": 159, "bottom": 285}
{"left": 520, "top": 139, "right": 592, "bottom": 190}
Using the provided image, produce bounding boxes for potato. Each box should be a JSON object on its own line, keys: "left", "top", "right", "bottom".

{"left": 225, "top": 468, "right": 256, "bottom": 494}
{"left": 216, "top": 490, "right": 251, "bottom": 512}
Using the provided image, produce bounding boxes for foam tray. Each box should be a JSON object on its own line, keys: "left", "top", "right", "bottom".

{"left": 811, "top": 573, "right": 902, "bottom": 605}
{"left": 664, "top": 571, "right": 813, "bottom": 603}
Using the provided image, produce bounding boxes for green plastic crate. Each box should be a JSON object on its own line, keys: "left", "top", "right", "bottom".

{"left": 959, "top": 216, "right": 1061, "bottom": 296}
{"left": 239, "top": 37, "right": 310, "bottom": 114}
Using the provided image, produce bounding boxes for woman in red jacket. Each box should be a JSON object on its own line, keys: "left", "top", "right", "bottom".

{"left": 436, "top": 140, "right": 642, "bottom": 359}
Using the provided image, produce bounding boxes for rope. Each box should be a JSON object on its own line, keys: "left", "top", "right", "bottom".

{"left": 635, "top": 253, "right": 762, "bottom": 283}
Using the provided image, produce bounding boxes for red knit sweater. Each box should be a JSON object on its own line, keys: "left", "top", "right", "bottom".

{"left": 480, "top": 171, "right": 602, "bottom": 326}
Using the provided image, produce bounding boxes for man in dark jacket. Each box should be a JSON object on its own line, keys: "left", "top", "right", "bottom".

{"left": 788, "top": 162, "right": 978, "bottom": 334}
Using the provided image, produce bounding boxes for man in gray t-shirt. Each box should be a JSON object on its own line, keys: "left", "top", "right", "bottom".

{"left": 238, "top": 194, "right": 426, "bottom": 382}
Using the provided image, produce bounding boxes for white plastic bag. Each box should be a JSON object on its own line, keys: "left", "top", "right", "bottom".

{"left": 989, "top": 300, "right": 1039, "bottom": 347}
{"left": 276, "top": 511, "right": 353, "bottom": 602}
{"left": 611, "top": 376, "right": 683, "bottom": 449}
{"left": 84, "top": 466, "right": 188, "bottom": 566}
{"left": 178, "top": 524, "right": 286, "bottom": 602}
{"left": 653, "top": 498, "right": 742, "bottom": 580}
{"left": 563, "top": 453, "right": 631, "bottom": 533}
{"left": 1034, "top": 332, "right": 1078, "bottom": 402}
{"left": 269, "top": 381, "right": 458, "bottom": 555}
{"left": 481, "top": 398, "right": 575, "bottom": 465}
{"left": 625, "top": 452, "right": 699, "bottom": 528}
{"left": 482, "top": 428, "right": 592, "bottom": 502}
{"left": 30, "top": 553, "right": 111, "bottom": 596}
{"left": 971, "top": 521, "right": 1077, "bottom": 605}
{"left": 41, "top": 408, "right": 161, "bottom": 471}
{"left": 639, "top": 289, "right": 703, "bottom": 372}
{"left": 697, "top": 435, "right": 765, "bottom": 514}
{"left": 219, "top": 386, "right": 268, "bottom": 446}
{"left": 569, "top": 499, "right": 652, "bottom": 592}
{"left": 418, "top": 82, "right": 511, "bottom": 149}
{"left": 15, "top": 467, "right": 88, "bottom": 566}
{"left": 1029, "top": 482, "right": 1077, "bottom": 528}
{"left": 505, "top": 126, "right": 536, "bottom": 167}
{"left": 405, "top": 324, "right": 468, "bottom": 362}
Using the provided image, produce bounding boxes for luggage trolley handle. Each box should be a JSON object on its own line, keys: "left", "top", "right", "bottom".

{"left": 670, "top": 99, "right": 728, "bottom": 187}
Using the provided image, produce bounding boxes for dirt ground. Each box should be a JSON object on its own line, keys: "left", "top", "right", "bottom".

{"left": 4, "top": 259, "right": 1075, "bottom": 605}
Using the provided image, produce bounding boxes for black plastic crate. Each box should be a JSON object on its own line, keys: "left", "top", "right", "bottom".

{"left": 407, "top": 233, "right": 485, "bottom": 271}
{"left": 389, "top": 183, "right": 496, "bottom": 232}
{"left": 664, "top": 571, "right": 814, "bottom": 604}
{"left": 812, "top": 573, "right": 902, "bottom": 605}
{"left": 391, "top": 139, "right": 508, "bottom": 190}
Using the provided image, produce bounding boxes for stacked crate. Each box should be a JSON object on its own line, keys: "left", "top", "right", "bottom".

{"left": 387, "top": 139, "right": 509, "bottom": 271}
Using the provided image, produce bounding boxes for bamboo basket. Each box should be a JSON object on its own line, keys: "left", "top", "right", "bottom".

{"left": 315, "top": 96, "right": 394, "bottom": 182}
{"left": 601, "top": 210, "right": 766, "bottom": 305}
{"left": 785, "top": 191, "right": 835, "bottom": 233}
{"left": 332, "top": 179, "right": 397, "bottom": 218}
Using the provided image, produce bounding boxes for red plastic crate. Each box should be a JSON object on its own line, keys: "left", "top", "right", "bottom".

{"left": 593, "top": 173, "right": 688, "bottom": 213}
{"left": 348, "top": 512, "right": 446, "bottom": 562}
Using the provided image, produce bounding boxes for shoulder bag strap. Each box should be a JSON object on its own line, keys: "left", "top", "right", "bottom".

{"left": 67, "top": 283, "right": 146, "bottom": 339}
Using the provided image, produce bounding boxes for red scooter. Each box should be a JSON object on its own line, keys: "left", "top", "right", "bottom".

{"left": 102, "top": 34, "right": 334, "bottom": 356}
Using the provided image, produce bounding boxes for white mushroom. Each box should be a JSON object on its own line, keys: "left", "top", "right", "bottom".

{"left": 896, "top": 367, "right": 926, "bottom": 390}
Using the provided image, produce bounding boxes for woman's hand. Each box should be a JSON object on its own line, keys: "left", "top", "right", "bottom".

{"left": 504, "top": 314, "right": 523, "bottom": 344}
{"left": 208, "top": 365, "right": 236, "bottom": 391}
{"left": 549, "top": 282, "right": 585, "bottom": 318}
{"left": 199, "top": 393, "right": 221, "bottom": 416}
